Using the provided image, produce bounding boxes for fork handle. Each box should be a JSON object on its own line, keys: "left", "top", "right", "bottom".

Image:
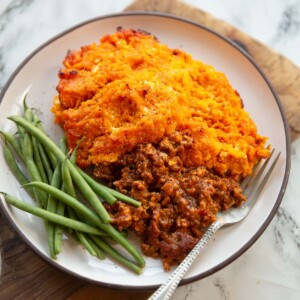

{"left": 148, "top": 220, "right": 224, "bottom": 300}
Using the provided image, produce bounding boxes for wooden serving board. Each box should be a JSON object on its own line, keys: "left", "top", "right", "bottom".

{"left": 1, "top": 0, "right": 299, "bottom": 299}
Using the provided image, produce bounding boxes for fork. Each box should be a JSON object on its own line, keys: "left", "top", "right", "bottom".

{"left": 148, "top": 149, "right": 280, "bottom": 300}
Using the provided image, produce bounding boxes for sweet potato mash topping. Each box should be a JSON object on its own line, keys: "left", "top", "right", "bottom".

{"left": 52, "top": 28, "right": 269, "bottom": 177}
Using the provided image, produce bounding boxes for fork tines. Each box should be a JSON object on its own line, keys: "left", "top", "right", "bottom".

{"left": 242, "top": 149, "right": 280, "bottom": 199}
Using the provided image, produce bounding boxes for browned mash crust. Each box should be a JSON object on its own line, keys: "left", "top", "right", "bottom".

{"left": 52, "top": 28, "right": 270, "bottom": 270}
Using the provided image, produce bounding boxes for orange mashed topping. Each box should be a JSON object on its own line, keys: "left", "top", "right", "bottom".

{"left": 52, "top": 28, "right": 269, "bottom": 177}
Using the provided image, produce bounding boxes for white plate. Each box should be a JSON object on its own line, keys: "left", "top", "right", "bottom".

{"left": 0, "top": 12, "right": 290, "bottom": 289}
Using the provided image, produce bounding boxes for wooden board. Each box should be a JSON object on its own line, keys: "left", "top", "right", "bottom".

{"left": 1, "top": 0, "right": 300, "bottom": 299}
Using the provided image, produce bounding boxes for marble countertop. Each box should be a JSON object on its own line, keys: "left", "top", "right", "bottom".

{"left": 0, "top": 1, "right": 299, "bottom": 299}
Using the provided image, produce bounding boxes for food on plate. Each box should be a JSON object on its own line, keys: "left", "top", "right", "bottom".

{"left": 2, "top": 106, "right": 144, "bottom": 274}
{"left": 52, "top": 28, "right": 270, "bottom": 270}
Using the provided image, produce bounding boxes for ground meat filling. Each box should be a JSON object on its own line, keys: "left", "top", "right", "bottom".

{"left": 96, "top": 133, "right": 246, "bottom": 271}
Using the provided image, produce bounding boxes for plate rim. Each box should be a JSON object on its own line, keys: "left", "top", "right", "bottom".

{"left": 0, "top": 11, "right": 291, "bottom": 290}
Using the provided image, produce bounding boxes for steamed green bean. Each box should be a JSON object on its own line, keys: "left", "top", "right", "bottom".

{"left": 2, "top": 193, "right": 106, "bottom": 236}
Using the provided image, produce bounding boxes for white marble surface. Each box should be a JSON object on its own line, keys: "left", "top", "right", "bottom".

{"left": 0, "top": 0, "right": 299, "bottom": 299}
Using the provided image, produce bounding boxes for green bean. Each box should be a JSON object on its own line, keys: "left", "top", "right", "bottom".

{"left": 69, "top": 166, "right": 112, "bottom": 223}
{"left": 48, "top": 164, "right": 62, "bottom": 210}
{"left": 24, "top": 104, "right": 58, "bottom": 254}
{"left": 23, "top": 181, "right": 103, "bottom": 227}
{"left": 70, "top": 140, "right": 117, "bottom": 206}
{"left": 71, "top": 142, "right": 138, "bottom": 207}
{"left": 69, "top": 137, "right": 85, "bottom": 164}
{"left": 1, "top": 138, "right": 35, "bottom": 199}
{"left": 62, "top": 156, "right": 99, "bottom": 256}
{"left": 85, "top": 236, "right": 105, "bottom": 259}
{"left": 23, "top": 94, "right": 30, "bottom": 113}
{"left": 17, "top": 125, "right": 25, "bottom": 155}
{"left": 54, "top": 214, "right": 65, "bottom": 254}
{"left": 24, "top": 103, "right": 33, "bottom": 123}
{"left": 74, "top": 164, "right": 140, "bottom": 207}
{"left": 31, "top": 114, "right": 54, "bottom": 181}
{"left": 32, "top": 135, "right": 48, "bottom": 184}
{"left": 37, "top": 142, "right": 54, "bottom": 183}
{"left": 0, "top": 131, "right": 24, "bottom": 162}
{"left": 67, "top": 207, "right": 97, "bottom": 257}
{"left": 54, "top": 183, "right": 66, "bottom": 255}
{"left": 60, "top": 136, "right": 68, "bottom": 155}
{"left": 69, "top": 143, "right": 78, "bottom": 165}
{"left": 8, "top": 116, "right": 112, "bottom": 223}
{"left": 98, "top": 223, "right": 145, "bottom": 268}
{"left": 23, "top": 181, "right": 145, "bottom": 267}
{"left": 101, "top": 185, "right": 141, "bottom": 207}
{"left": 52, "top": 139, "right": 70, "bottom": 254}
{"left": 69, "top": 139, "right": 115, "bottom": 206}
{"left": 8, "top": 116, "right": 145, "bottom": 267}
{"left": 46, "top": 163, "right": 62, "bottom": 258}
{"left": 91, "top": 236, "right": 142, "bottom": 274}
{"left": 1, "top": 137, "right": 27, "bottom": 185}
{"left": 33, "top": 112, "right": 57, "bottom": 169}
{"left": 22, "top": 133, "right": 47, "bottom": 208}
{"left": 77, "top": 168, "right": 140, "bottom": 207}
{"left": 45, "top": 221, "right": 57, "bottom": 259}
{"left": 1, "top": 193, "right": 106, "bottom": 236}
{"left": 62, "top": 156, "right": 77, "bottom": 198}
{"left": 77, "top": 232, "right": 98, "bottom": 257}
{"left": 75, "top": 167, "right": 116, "bottom": 205}
{"left": 23, "top": 111, "right": 50, "bottom": 184}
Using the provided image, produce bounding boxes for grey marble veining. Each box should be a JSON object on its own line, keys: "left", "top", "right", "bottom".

{"left": 0, "top": 1, "right": 300, "bottom": 299}
{"left": 0, "top": 0, "right": 35, "bottom": 89}
{"left": 185, "top": 0, "right": 300, "bottom": 66}
{"left": 0, "top": 0, "right": 130, "bottom": 89}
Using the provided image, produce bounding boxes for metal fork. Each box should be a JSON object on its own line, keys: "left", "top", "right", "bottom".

{"left": 148, "top": 149, "right": 280, "bottom": 300}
